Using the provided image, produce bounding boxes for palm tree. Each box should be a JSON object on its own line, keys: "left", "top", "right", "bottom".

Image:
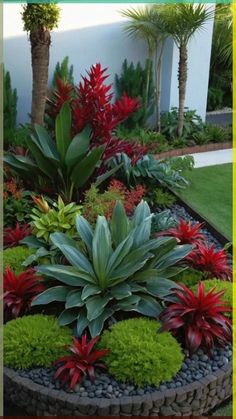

{"left": 21, "top": 4, "right": 60, "bottom": 125}
{"left": 121, "top": 6, "right": 168, "bottom": 132}
{"left": 162, "top": 4, "right": 213, "bottom": 137}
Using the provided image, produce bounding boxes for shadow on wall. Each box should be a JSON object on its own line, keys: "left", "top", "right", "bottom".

{"left": 4, "top": 21, "right": 173, "bottom": 125}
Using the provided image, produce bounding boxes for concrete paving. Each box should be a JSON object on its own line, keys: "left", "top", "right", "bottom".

{"left": 186, "top": 148, "right": 233, "bottom": 168}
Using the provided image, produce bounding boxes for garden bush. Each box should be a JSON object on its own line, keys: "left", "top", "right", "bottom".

{"left": 173, "top": 268, "right": 204, "bottom": 288}
{"left": 4, "top": 315, "right": 71, "bottom": 369}
{"left": 4, "top": 246, "right": 36, "bottom": 274}
{"left": 99, "top": 318, "right": 184, "bottom": 387}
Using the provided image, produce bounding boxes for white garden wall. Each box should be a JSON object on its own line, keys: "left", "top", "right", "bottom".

{"left": 3, "top": 3, "right": 214, "bottom": 125}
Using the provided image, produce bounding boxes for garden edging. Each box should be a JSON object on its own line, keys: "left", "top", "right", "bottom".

{"left": 154, "top": 142, "right": 232, "bottom": 159}
{"left": 4, "top": 363, "right": 232, "bottom": 416}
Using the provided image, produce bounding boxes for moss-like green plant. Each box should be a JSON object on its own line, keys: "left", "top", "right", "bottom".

{"left": 3, "top": 246, "right": 36, "bottom": 274}
{"left": 191, "top": 279, "right": 232, "bottom": 317}
{"left": 4, "top": 315, "right": 72, "bottom": 369}
{"left": 146, "top": 187, "right": 176, "bottom": 209}
{"left": 173, "top": 268, "right": 204, "bottom": 288}
{"left": 22, "top": 4, "right": 60, "bottom": 32}
{"left": 99, "top": 318, "right": 184, "bottom": 387}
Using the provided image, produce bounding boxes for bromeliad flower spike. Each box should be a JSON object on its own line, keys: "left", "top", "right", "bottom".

{"left": 54, "top": 335, "right": 109, "bottom": 389}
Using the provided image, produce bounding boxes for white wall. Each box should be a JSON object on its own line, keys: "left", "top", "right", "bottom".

{"left": 4, "top": 3, "right": 214, "bottom": 125}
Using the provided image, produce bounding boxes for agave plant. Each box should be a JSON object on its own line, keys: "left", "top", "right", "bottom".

{"left": 4, "top": 103, "right": 118, "bottom": 202}
{"left": 32, "top": 201, "right": 192, "bottom": 337}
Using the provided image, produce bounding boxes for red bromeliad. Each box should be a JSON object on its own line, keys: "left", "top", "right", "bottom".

{"left": 186, "top": 242, "right": 232, "bottom": 280}
{"left": 54, "top": 335, "right": 109, "bottom": 389}
{"left": 160, "top": 282, "right": 232, "bottom": 354}
{"left": 156, "top": 219, "right": 205, "bottom": 245}
{"left": 3, "top": 267, "right": 45, "bottom": 321}
{"left": 4, "top": 223, "right": 32, "bottom": 248}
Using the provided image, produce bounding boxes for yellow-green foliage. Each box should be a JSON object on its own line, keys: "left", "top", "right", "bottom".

{"left": 99, "top": 318, "right": 184, "bottom": 387}
{"left": 4, "top": 315, "right": 72, "bottom": 369}
{"left": 31, "top": 196, "right": 82, "bottom": 242}
{"left": 174, "top": 268, "right": 204, "bottom": 288}
{"left": 4, "top": 246, "right": 36, "bottom": 274}
{"left": 191, "top": 279, "right": 232, "bottom": 317}
{"left": 22, "top": 4, "right": 60, "bottom": 32}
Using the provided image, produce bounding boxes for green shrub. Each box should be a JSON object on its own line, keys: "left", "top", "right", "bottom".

{"left": 173, "top": 268, "right": 204, "bottom": 288}
{"left": 4, "top": 246, "right": 36, "bottom": 274}
{"left": 21, "top": 4, "right": 60, "bottom": 32}
{"left": 191, "top": 279, "right": 232, "bottom": 317}
{"left": 4, "top": 68, "right": 17, "bottom": 148}
{"left": 99, "top": 318, "right": 184, "bottom": 387}
{"left": 4, "top": 189, "right": 32, "bottom": 228}
{"left": 207, "top": 87, "right": 224, "bottom": 111}
{"left": 165, "top": 156, "right": 195, "bottom": 173}
{"left": 4, "top": 315, "right": 72, "bottom": 369}
{"left": 193, "top": 124, "right": 230, "bottom": 145}
{"left": 145, "top": 188, "right": 176, "bottom": 209}
{"left": 161, "top": 107, "right": 203, "bottom": 141}
{"left": 11, "top": 125, "right": 31, "bottom": 149}
{"left": 116, "top": 126, "right": 169, "bottom": 153}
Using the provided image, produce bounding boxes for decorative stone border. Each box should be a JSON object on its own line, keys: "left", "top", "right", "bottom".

{"left": 4, "top": 363, "right": 232, "bottom": 416}
{"left": 154, "top": 141, "right": 232, "bottom": 159}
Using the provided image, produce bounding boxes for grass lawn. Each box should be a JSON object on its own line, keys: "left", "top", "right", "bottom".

{"left": 178, "top": 164, "right": 232, "bottom": 240}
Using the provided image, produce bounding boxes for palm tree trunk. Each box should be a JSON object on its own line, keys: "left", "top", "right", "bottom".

{"left": 177, "top": 44, "right": 188, "bottom": 137}
{"left": 155, "top": 41, "right": 165, "bottom": 133}
{"left": 144, "top": 51, "right": 152, "bottom": 121}
{"left": 30, "top": 28, "right": 51, "bottom": 126}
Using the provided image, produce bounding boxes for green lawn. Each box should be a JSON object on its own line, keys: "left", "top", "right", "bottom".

{"left": 178, "top": 164, "right": 232, "bottom": 240}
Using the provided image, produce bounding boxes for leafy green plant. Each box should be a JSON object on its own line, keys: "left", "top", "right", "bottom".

{"left": 108, "top": 153, "right": 188, "bottom": 190}
{"left": 193, "top": 124, "right": 231, "bottom": 145}
{"left": 52, "top": 56, "right": 74, "bottom": 88}
{"left": 99, "top": 318, "right": 184, "bottom": 387}
{"left": 145, "top": 188, "right": 176, "bottom": 209}
{"left": 116, "top": 125, "right": 170, "bottom": 153}
{"left": 4, "top": 104, "right": 117, "bottom": 201}
{"left": 115, "top": 59, "right": 154, "bottom": 128}
{"left": 4, "top": 187, "right": 32, "bottom": 228}
{"left": 161, "top": 108, "right": 203, "bottom": 140}
{"left": 32, "top": 201, "right": 191, "bottom": 337}
{"left": 173, "top": 268, "right": 204, "bottom": 288}
{"left": 4, "top": 68, "right": 18, "bottom": 148}
{"left": 4, "top": 246, "right": 36, "bottom": 275}
{"left": 151, "top": 210, "right": 177, "bottom": 234}
{"left": 191, "top": 278, "right": 232, "bottom": 318}
{"left": 31, "top": 195, "right": 82, "bottom": 242}
{"left": 165, "top": 155, "right": 195, "bottom": 173}
{"left": 4, "top": 314, "right": 71, "bottom": 369}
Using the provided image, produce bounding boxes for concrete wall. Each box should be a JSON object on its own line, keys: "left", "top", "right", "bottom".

{"left": 3, "top": 3, "right": 214, "bottom": 125}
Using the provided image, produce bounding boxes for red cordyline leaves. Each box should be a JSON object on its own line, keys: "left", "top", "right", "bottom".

{"left": 186, "top": 242, "right": 232, "bottom": 280}
{"left": 3, "top": 267, "right": 45, "bottom": 321}
{"left": 4, "top": 223, "right": 32, "bottom": 248}
{"left": 160, "top": 282, "right": 232, "bottom": 354}
{"left": 108, "top": 180, "right": 146, "bottom": 216}
{"left": 54, "top": 335, "right": 109, "bottom": 389}
{"left": 156, "top": 219, "right": 205, "bottom": 245}
{"left": 47, "top": 78, "right": 74, "bottom": 118}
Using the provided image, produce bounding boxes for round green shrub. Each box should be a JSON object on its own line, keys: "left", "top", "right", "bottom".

{"left": 191, "top": 279, "right": 232, "bottom": 317}
{"left": 174, "top": 268, "right": 204, "bottom": 288}
{"left": 4, "top": 246, "right": 36, "bottom": 274}
{"left": 99, "top": 318, "right": 184, "bottom": 387}
{"left": 4, "top": 315, "right": 72, "bottom": 369}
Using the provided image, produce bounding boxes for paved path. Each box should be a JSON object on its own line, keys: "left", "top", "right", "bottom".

{"left": 186, "top": 148, "right": 233, "bottom": 168}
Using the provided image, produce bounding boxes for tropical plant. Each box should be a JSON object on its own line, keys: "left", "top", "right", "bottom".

{"left": 4, "top": 223, "right": 32, "bottom": 248}
{"left": 191, "top": 279, "right": 232, "bottom": 318}
{"left": 145, "top": 187, "right": 176, "bottom": 209}
{"left": 160, "top": 282, "right": 232, "bottom": 353}
{"left": 3, "top": 267, "right": 44, "bottom": 321}
{"left": 162, "top": 4, "right": 213, "bottom": 136}
{"left": 151, "top": 210, "right": 177, "bottom": 234}
{"left": 52, "top": 56, "right": 74, "bottom": 88}
{"left": 166, "top": 155, "right": 195, "bottom": 173}
{"left": 54, "top": 335, "right": 108, "bottom": 389}
{"left": 115, "top": 59, "right": 154, "bottom": 128}
{"left": 108, "top": 153, "right": 188, "bottom": 190}
{"left": 172, "top": 268, "right": 204, "bottom": 288}
{"left": 3, "top": 68, "right": 18, "bottom": 148}
{"left": 99, "top": 318, "right": 184, "bottom": 387}
{"left": 4, "top": 104, "right": 118, "bottom": 202}
{"left": 31, "top": 195, "right": 82, "bottom": 242}
{"left": 156, "top": 219, "right": 205, "bottom": 245}
{"left": 4, "top": 315, "right": 71, "bottom": 369}
{"left": 4, "top": 181, "right": 32, "bottom": 227}
{"left": 193, "top": 124, "right": 231, "bottom": 145}
{"left": 32, "top": 201, "right": 192, "bottom": 337}
{"left": 3, "top": 246, "right": 36, "bottom": 275}
{"left": 161, "top": 107, "right": 203, "bottom": 140}
{"left": 187, "top": 243, "right": 232, "bottom": 280}
{"left": 21, "top": 4, "right": 60, "bottom": 125}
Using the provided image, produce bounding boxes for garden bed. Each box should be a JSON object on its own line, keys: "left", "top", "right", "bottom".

{"left": 154, "top": 141, "right": 232, "bottom": 159}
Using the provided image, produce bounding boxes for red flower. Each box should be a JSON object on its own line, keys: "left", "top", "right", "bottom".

{"left": 47, "top": 78, "right": 74, "bottom": 118}
{"left": 187, "top": 243, "right": 232, "bottom": 280}
{"left": 156, "top": 219, "right": 205, "bottom": 245}
{"left": 4, "top": 223, "right": 32, "bottom": 248}
{"left": 3, "top": 267, "right": 45, "bottom": 321}
{"left": 54, "top": 335, "right": 109, "bottom": 389}
{"left": 160, "top": 282, "right": 232, "bottom": 354}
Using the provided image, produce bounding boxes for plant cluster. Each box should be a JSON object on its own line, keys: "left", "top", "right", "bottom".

{"left": 4, "top": 315, "right": 72, "bottom": 369}
{"left": 99, "top": 318, "right": 184, "bottom": 387}
{"left": 161, "top": 108, "right": 203, "bottom": 141}
{"left": 3, "top": 68, "right": 18, "bottom": 149}
{"left": 4, "top": 223, "right": 32, "bottom": 248}
{"left": 54, "top": 335, "right": 108, "bottom": 389}
{"left": 4, "top": 267, "right": 44, "bottom": 321}
{"left": 4, "top": 246, "right": 36, "bottom": 274}
{"left": 21, "top": 4, "right": 60, "bottom": 32}
{"left": 191, "top": 279, "right": 232, "bottom": 317}
{"left": 145, "top": 187, "right": 176, "bottom": 209}
{"left": 4, "top": 181, "right": 32, "bottom": 227}
{"left": 160, "top": 282, "right": 231, "bottom": 353}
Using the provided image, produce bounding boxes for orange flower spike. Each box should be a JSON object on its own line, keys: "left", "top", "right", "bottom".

{"left": 32, "top": 195, "right": 50, "bottom": 213}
